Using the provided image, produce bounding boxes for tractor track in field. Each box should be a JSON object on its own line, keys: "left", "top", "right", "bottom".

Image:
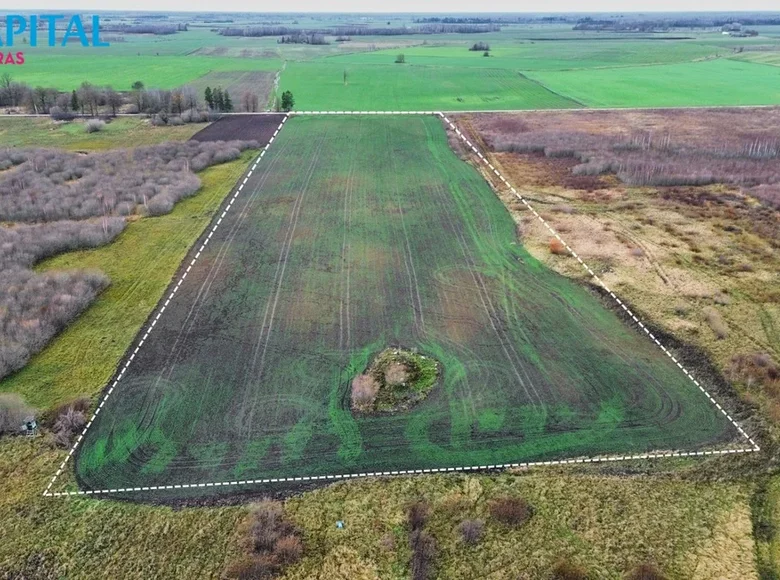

{"left": 426, "top": 163, "right": 545, "bottom": 412}
{"left": 238, "top": 126, "right": 330, "bottom": 436}
{"left": 385, "top": 123, "right": 427, "bottom": 337}
{"left": 132, "top": 129, "right": 299, "bottom": 437}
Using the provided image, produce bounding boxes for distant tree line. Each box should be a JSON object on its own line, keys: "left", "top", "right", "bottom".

{"left": 96, "top": 23, "right": 186, "bottom": 35}
{"left": 574, "top": 15, "right": 780, "bottom": 31}
{"left": 278, "top": 33, "right": 328, "bottom": 45}
{"left": 415, "top": 16, "right": 568, "bottom": 24}
{"left": 219, "top": 23, "right": 499, "bottom": 37}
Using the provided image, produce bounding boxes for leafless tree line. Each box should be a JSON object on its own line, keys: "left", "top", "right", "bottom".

{"left": 0, "top": 140, "right": 257, "bottom": 222}
{"left": 1, "top": 73, "right": 263, "bottom": 117}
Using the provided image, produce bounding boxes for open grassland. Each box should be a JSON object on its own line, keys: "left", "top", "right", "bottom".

{"left": 525, "top": 59, "right": 780, "bottom": 107}
{"left": 0, "top": 152, "right": 256, "bottom": 410}
{"left": 324, "top": 40, "right": 723, "bottom": 70}
{"left": 73, "top": 115, "right": 733, "bottom": 497}
{"left": 8, "top": 54, "right": 281, "bottom": 91}
{"left": 278, "top": 62, "right": 579, "bottom": 110}
{"left": 282, "top": 472, "right": 755, "bottom": 579}
{"left": 0, "top": 429, "right": 757, "bottom": 579}
{"left": 0, "top": 117, "right": 206, "bottom": 151}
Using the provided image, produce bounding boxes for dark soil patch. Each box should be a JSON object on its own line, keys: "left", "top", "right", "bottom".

{"left": 190, "top": 114, "right": 285, "bottom": 145}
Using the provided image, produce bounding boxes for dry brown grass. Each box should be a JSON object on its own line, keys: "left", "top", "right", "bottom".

{"left": 702, "top": 306, "right": 729, "bottom": 340}
{"left": 384, "top": 361, "right": 409, "bottom": 385}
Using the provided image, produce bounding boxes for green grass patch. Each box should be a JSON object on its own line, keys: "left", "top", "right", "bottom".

{"left": 279, "top": 61, "right": 579, "bottom": 110}
{"left": 10, "top": 54, "right": 281, "bottom": 91}
{"left": 0, "top": 117, "right": 206, "bottom": 151}
{"left": 324, "top": 40, "right": 721, "bottom": 71}
{"left": 525, "top": 59, "right": 780, "bottom": 107}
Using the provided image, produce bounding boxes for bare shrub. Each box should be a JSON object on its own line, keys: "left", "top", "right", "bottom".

{"left": 489, "top": 496, "right": 534, "bottom": 528}
{"left": 52, "top": 406, "right": 86, "bottom": 447}
{"left": 408, "top": 500, "right": 431, "bottom": 532}
{"left": 385, "top": 361, "right": 409, "bottom": 385}
{"left": 549, "top": 238, "right": 568, "bottom": 256}
{"left": 0, "top": 141, "right": 255, "bottom": 222}
{"left": 273, "top": 535, "right": 303, "bottom": 565}
{"left": 351, "top": 374, "right": 379, "bottom": 410}
{"left": 478, "top": 112, "right": 780, "bottom": 205}
{"left": 626, "top": 563, "right": 667, "bottom": 580}
{"left": 379, "top": 532, "right": 396, "bottom": 552}
{"left": 0, "top": 393, "right": 34, "bottom": 435}
{"left": 457, "top": 519, "right": 484, "bottom": 545}
{"left": 249, "top": 500, "right": 291, "bottom": 552}
{"left": 222, "top": 555, "right": 278, "bottom": 580}
{"left": 410, "top": 529, "right": 436, "bottom": 580}
{"left": 0, "top": 219, "right": 126, "bottom": 270}
{"left": 713, "top": 291, "right": 731, "bottom": 305}
{"left": 728, "top": 352, "right": 779, "bottom": 394}
{"left": 702, "top": 306, "right": 728, "bottom": 340}
{"left": 550, "top": 559, "right": 589, "bottom": 579}
{"left": 0, "top": 269, "right": 110, "bottom": 380}
{"left": 222, "top": 499, "right": 303, "bottom": 579}
{"left": 84, "top": 119, "right": 105, "bottom": 133}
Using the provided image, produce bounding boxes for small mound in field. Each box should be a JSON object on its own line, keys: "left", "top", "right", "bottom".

{"left": 350, "top": 348, "right": 440, "bottom": 414}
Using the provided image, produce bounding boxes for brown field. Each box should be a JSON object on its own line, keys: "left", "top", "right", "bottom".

{"left": 190, "top": 113, "right": 286, "bottom": 144}
{"left": 455, "top": 109, "right": 780, "bottom": 437}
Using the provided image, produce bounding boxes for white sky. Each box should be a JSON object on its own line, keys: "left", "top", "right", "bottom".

{"left": 4, "top": 1, "right": 780, "bottom": 13}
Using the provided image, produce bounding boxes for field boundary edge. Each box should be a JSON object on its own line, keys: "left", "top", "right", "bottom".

{"left": 42, "top": 110, "right": 759, "bottom": 499}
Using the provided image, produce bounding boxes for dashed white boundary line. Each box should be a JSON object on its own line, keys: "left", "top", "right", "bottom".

{"left": 438, "top": 113, "right": 759, "bottom": 449}
{"left": 43, "top": 111, "right": 758, "bottom": 499}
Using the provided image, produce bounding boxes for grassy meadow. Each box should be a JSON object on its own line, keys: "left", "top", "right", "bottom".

{"left": 0, "top": 117, "right": 206, "bottom": 150}
{"left": 525, "top": 59, "right": 780, "bottom": 108}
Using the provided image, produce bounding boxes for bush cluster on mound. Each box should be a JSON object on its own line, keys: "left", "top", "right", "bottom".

{"left": 0, "top": 140, "right": 257, "bottom": 222}
{"left": 350, "top": 348, "right": 439, "bottom": 414}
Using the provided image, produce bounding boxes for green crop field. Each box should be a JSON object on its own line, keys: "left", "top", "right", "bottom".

{"left": 72, "top": 115, "right": 735, "bottom": 496}
{"left": 323, "top": 40, "right": 722, "bottom": 70}
{"left": 278, "top": 62, "right": 579, "bottom": 110}
{"left": 10, "top": 54, "right": 281, "bottom": 91}
{"left": 524, "top": 59, "right": 780, "bottom": 108}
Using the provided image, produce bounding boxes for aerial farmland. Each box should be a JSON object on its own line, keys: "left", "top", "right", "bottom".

{"left": 0, "top": 9, "right": 778, "bottom": 579}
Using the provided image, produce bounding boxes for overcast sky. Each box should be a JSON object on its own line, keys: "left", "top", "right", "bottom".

{"left": 6, "top": 1, "right": 780, "bottom": 13}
